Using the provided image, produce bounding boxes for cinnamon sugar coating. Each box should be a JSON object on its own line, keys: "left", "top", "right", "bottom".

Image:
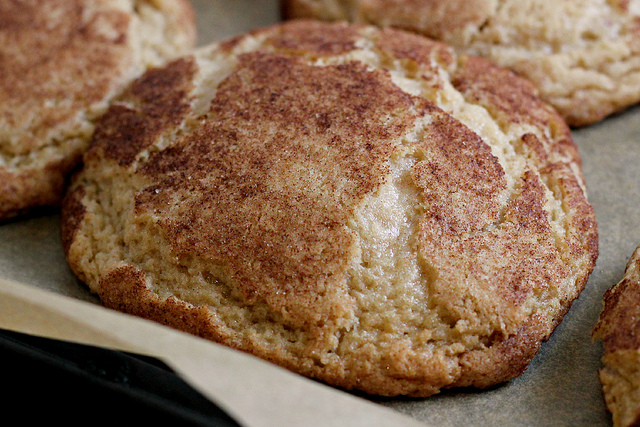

{"left": 0, "top": 0, "right": 196, "bottom": 220}
{"left": 283, "top": 0, "right": 640, "bottom": 127}
{"left": 62, "top": 20, "right": 598, "bottom": 397}
{"left": 595, "top": 247, "right": 640, "bottom": 427}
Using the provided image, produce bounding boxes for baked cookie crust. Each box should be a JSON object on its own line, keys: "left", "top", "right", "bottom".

{"left": 0, "top": 0, "right": 196, "bottom": 221}
{"left": 282, "top": 0, "right": 640, "bottom": 127}
{"left": 594, "top": 246, "right": 640, "bottom": 427}
{"left": 62, "top": 20, "right": 598, "bottom": 397}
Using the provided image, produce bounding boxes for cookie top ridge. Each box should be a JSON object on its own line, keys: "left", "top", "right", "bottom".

{"left": 283, "top": 0, "right": 640, "bottom": 127}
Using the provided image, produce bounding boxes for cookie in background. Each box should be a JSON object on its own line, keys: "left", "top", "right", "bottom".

{"left": 0, "top": 0, "right": 197, "bottom": 221}
{"left": 594, "top": 246, "right": 640, "bottom": 427}
{"left": 282, "top": 0, "right": 640, "bottom": 127}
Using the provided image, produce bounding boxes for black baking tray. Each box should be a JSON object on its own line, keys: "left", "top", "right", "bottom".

{"left": 0, "top": 328, "right": 240, "bottom": 426}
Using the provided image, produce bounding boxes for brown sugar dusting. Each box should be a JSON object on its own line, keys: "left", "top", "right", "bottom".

{"left": 595, "top": 255, "right": 640, "bottom": 352}
{"left": 413, "top": 110, "right": 569, "bottom": 331}
{"left": 135, "top": 51, "right": 423, "bottom": 328}
{"left": 452, "top": 55, "right": 550, "bottom": 129}
{"left": 98, "top": 264, "right": 223, "bottom": 339}
{"left": 264, "top": 19, "right": 362, "bottom": 56}
{"left": 375, "top": 27, "right": 455, "bottom": 71}
{"left": 0, "top": 0, "right": 131, "bottom": 154}
{"left": 412, "top": 108, "right": 505, "bottom": 236}
{"left": 62, "top": 20, "right": 599, "bottom": 397}
{"left": 60, "top": 185, "right": 87, "bottom": 253}
{"left": 87, "top": 57, "right": 197, "bottom": 167}
{"left": 0, "top": 0, "right": 198, "bottom": 221}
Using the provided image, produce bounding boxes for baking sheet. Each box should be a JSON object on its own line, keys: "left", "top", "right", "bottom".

{"left": 2, "top": 1, "right": 639, "bottom": 425}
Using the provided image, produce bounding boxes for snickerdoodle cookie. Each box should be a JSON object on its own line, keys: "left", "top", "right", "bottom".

{"left": 0, "top": 0, "right": 196, "bottom": 220}
{"left": 282, "top": 0, "right": 640, "bottom": 127}
{"left": 594, "top": 246, "right": 640, "bottom": 427}
{"left": 61, "top": 20, "right": 598, "bottom": 397}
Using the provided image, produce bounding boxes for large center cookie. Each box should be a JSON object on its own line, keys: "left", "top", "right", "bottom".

{"left": 61, "top": 20, "right": 599, "bottom": 397}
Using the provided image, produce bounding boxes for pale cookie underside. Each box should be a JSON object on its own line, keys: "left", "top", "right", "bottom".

{"left": 62, "top": 20, "right": 598, "bottom": 397}
{"left": 282, "top": 0, "right": 640, "bottom": 127}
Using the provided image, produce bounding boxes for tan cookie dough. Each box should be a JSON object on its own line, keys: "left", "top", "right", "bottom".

{"left": 61, "top": 20, "right": 598, "bottom": 397}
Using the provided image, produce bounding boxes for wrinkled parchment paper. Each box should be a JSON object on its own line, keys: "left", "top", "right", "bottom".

{"left": 2, "top": 1, "right": 639, "bottom": 425}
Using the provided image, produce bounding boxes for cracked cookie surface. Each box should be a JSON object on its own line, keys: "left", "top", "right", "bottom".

{"left": 283, "top": 0, "right": 640, "bottom": 127}
{"left": 61, "top": 20, "right": 598, "bottom": 397}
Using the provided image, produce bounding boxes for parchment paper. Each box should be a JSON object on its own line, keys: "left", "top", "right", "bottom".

{"left": 2, "top": 1, "right": 639, "bottom": 425}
